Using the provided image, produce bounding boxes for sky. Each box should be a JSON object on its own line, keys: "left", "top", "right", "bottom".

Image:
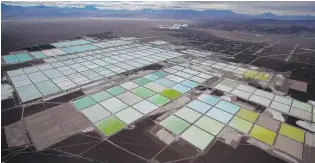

{"left": 3, "top": 1, "right": 315, "bottom": 16}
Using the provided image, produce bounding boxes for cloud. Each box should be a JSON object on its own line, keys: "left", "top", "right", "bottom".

{"left": 3, "top": 1, "right": 315, "bottom": 16}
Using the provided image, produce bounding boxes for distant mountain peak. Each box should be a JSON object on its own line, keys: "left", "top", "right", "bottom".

{"left": 259, "top": 12, "right": 277, "bottom": 18}
{"left": 37, "top": 4, "right": 49, "bottom": 8}
{"left": 261, "top": 12, "right": 276, "bottom": 16}
{"left": 83, "top": 5, "right": 99, "bottom": 10}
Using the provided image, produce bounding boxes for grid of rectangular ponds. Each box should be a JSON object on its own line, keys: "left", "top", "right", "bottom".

{"left": 178, "top": 58, "right": 314, "bottom": 123}
{"left": 212, "top": 79, "right": 314, "bottom": 122}
{"left": 3, "top": 53, "right": 35, "bottom": 64}
{"left": 159, "top": 93, "right": 307, "bottom": 159}
{"left": 180, "top": 50, "right": 273, "bottom": 82}
{"left": 199, "top": 60, "right": 271, "bottom": 81}
{"left": 6, "top": 43, "right": 184, "bottom": 103}
{"left": 176, "top": 58, "right": 314, "bottom": 123}
{"left": 2, "top": 39, "right": 132, "bottom": 64}
{"left": 71, "top": 65, "right": 309, "bottom": 160}
{"left": 2, "top": 39, "right": 94, "bottom": 64}
{"left": 51, "top": 39, "right": 91, "bottom": 48}
{"left": 71, "top": 66, "right": 213, "bottom": 137}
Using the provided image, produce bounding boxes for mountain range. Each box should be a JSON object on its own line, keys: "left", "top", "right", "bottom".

{"left": 2, "top": 3, "right": 315, "bottom": 20}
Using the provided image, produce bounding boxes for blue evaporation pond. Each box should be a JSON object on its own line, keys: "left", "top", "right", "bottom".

{"left": 197, "top": 94, "right": 220, "bottom": 106}
{"left": 180, "top": 80, "right": 199, "bottom": 88}
{"left": 61, "top": 47, "right": 76, "bottom": 54}
{"left": 3, "top": 55, "right": 19, "bottom": 64}
{"left": 215, "top": 101, "right": 240, "bottom": 114}
{"left": 31, "top": 52, "right": 47, "bottom": 59}
{"left": 16, "top": 84, "right": 42, "bottom": 102}
{"left": 171, "top": 84, "right": 191, "bottom": 93}
{"left": 144, "top": 74, "right": 161, "bottom": 81}
{"left": 68, "top": 45, "right": 97, "bottom": 53}
{"left": 7, "top": 69, "right": 25, "bottom": 77}
{"left": 206, "top": 107, "right": 233, "bottom": 124}
{"left": 154, "top": 78, "right": 176, "bottom": 87}
{"left": 35, "top": 80, "right": 61, "bottom": 96}
{"left": 16, "top": 53, "right": 33, "bottom": 62}
{"left": 52, "top": 39, "right": 91, "bottom": 48}
{"left": 187, "top": 100, "right": 212, "bottom": 114}
{"left": 62, "top": 44, "right": 98, "bottom": 54}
